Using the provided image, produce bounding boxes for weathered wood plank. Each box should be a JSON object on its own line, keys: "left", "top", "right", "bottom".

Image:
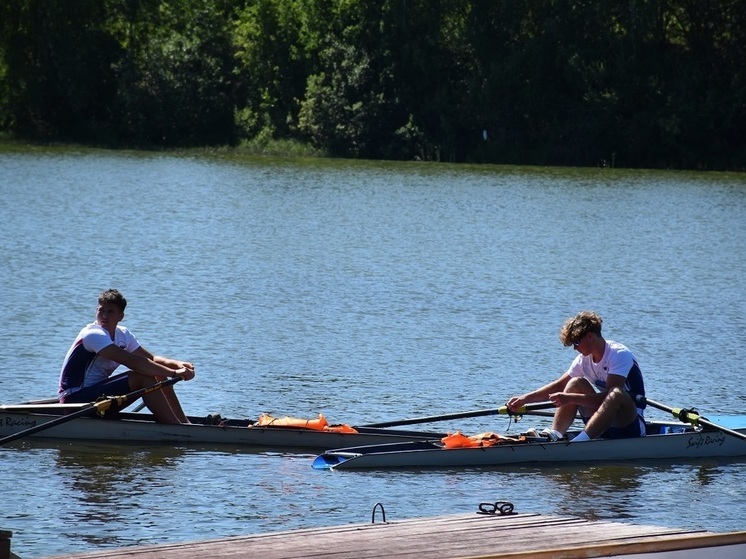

{"left": 37, "top": 513, "right": 746, "bottom": 559}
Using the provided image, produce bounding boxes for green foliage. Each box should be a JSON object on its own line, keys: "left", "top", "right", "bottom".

{"left": 109, "top": 0, "right": 237, "bottom": 147}
{"left": 237, "top": 129, "right": 324, "bottom": 157}
{"left": 0, "top": 0, "right": 121, "bottom": 141}
{"left": 0, "top": 0, "right": 744, "bottom": 169}
{"left": 232, "top": 0, "right": 308, "bottom": 140}
{"left": 298, "top": 40, "right": 385, "bottom": 157}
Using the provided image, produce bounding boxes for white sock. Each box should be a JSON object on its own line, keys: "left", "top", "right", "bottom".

{"left": 571, "top": 431, "right": 591, "bottom": 443}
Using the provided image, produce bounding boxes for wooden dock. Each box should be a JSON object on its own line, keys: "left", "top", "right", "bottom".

{"left": 26, "top": 509, "right": 746, "bottom": 559}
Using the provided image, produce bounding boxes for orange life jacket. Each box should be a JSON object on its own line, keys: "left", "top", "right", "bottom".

{"left": 441, "top": 431, "right": 526, "bottom": 449}
{"left": 256, "top": 413, "right": 358, "bottom": 434}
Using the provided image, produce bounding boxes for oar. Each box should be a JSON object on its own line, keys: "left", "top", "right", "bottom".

{"left": 636, "top": 395, "right": 746, "bottom": 441}
{"left": 0, "top": 377, "right": 182, "bottom": 446}
{"left": 361, "top": 402, "right": 557, "bottom": 428}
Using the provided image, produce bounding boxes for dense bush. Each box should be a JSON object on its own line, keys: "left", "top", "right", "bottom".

{"left": 1, "top": 0, "right": 744, "bottom": 170}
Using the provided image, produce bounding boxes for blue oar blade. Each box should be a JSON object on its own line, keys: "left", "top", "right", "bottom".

{"left": 312, "top": 453, "right": 350, "bottom": 470}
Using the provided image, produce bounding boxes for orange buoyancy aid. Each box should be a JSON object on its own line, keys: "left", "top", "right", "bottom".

{"left": 441, "top": 431, "right": 526, "bottom": 449}
{"left": 256, "top": 413, "right": 358, "bottom": 433}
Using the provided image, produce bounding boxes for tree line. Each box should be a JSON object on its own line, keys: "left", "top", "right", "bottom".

{"left": 1, "top": 0, "right": 744, "bottom": 170}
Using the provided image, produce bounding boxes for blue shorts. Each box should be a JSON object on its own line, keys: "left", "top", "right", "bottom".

{"left": 597, "top": 415, "right": 646, "bottom": 439}
{"left": 60, "top": 372, "right": 131, "bottom": 403}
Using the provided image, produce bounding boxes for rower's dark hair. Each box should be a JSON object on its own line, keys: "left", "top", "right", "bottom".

{"left": 98, "top": 289, "right": 127, "bottom": 312}
{"left": 560, "top": 311, "right": 603, "bottom": 346}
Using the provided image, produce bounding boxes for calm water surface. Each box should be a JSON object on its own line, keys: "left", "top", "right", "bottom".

{"left": 0, "top": 147, "right": 745, "bottom": 557}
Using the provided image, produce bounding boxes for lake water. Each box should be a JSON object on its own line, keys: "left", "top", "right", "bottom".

{"left": 1, "top": 146, "right": 745, "bottom": 558}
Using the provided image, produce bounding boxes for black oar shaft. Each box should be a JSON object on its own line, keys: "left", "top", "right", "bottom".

{"left": 363, "top": 408, "right": 499, "bottom": 428}
{"left": 362, "top": 402, "right": 556, "bottom": 428}
{"left": 638, "top": 396, "right": 746, "bottom": 442}
{"left": 0, "top": 377, "right": 182, "bottom": 446}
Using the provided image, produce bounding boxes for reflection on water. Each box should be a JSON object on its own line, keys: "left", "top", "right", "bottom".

{"left": 692, "top": 462, "right": 725, "bottom": 487}
{"left": 56, "top": 445, "right": 185, "bottom": 485}
{"left": 4, "top": 440, "right": 746, "bottom": 557}
{"left": 546, "top": 464, "right": 643, "bottom": 521}
{"left": 51, "top": 444, "right": 188, "bottom": 547}
{"left": 55, "top": 444, "right": 188, "bottom": 494}
{"left": 38, "top": 442, "right": 316, "bottom": 549}
{"left": 533, "top": 459, "right": 746, "bottom": 524}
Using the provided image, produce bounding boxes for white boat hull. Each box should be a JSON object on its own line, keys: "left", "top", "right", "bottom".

{"left": 0, "top": 409, "right": 444, "bottom": 450}
{"left": 314, "top": 424, "right": 746, "bottom": 470}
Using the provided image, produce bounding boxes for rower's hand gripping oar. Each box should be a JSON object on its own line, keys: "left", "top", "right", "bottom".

{"left": 0, "top": 376, "right": 183, "bottom": 446}
{"left": 360, "top": 402, "right": 556, "bottom": 428}
{"left": 636, "top": 395, "right": 746, "bottom": 441}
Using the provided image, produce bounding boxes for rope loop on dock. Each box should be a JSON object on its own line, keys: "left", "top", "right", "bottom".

{"left": 371, "top": 502, "right": 387, "bottom": 523}
{"left": 477, "top": 501, "right": 515, "bottom": 516}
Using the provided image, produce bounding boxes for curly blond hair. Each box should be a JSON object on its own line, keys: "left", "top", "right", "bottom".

{"left": 560, "top": 311, "right": 603, "bottom": 346}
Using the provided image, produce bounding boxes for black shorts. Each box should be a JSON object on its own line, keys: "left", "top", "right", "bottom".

{"left": 60, "top": 372, "right": 131, "bottom": 403}
{"left": 600, "top": 415, "right": 646, "bottom": 439}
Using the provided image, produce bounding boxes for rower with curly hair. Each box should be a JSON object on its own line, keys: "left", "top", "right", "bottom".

{"left": 507, "top": 311, "right": 645, "bottom": 442}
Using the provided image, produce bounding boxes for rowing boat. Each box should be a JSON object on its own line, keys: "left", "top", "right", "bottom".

{"left": 0, "top": 404, "right": 445, "bottom": 450}
{"left": 312, "top": 417, "right": 746, "bottom": 470}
